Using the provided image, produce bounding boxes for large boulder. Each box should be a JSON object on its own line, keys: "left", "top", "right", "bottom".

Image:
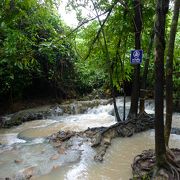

{"left": 1, "top": 111, "right": 48, "bottom": 128}
{"left": 1, "top": 106, "right": 52, "bottom": 128}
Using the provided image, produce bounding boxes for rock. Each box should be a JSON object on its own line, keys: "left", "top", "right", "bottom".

{"left": 50, "top": 154, "right": 59, "bottom": 160}
{"left": 15, "top": 166, "right": 37, "bottom": 180}
{"left": 91, "top": 134, "right": 102, "bottom": 147}
{"left": 52, "top": 165, "right": 60, "bottom": 170}
{"left": 41, "top": 150, "right": 45, "bottom": 154}
{"left": 103, "top": 137, "right": 111, "bottom": 145}
{"left": 51, "top": 142, "right": 62, "bottom": 148}
{"left": 14, "top": 159, "right": 23, "bottom": 164}
{"left": 0, "top": 116, "right": 3, "bottom": 127}
{"left": 78, "top": 142, "right": 83, "bottom": 146}
{"left": 157, "top": 169, "right": 169, "bottom": 180}
{"left": 49, "top": 130, "right": 75, "bottom": 142}
{"left": 1, "top": 99, "right": 113, "bottom": 128}
{"left": 171, "top": 127, "right": 180, "bottom": 135}
{"left": 50, "top": 106, "right": 64, "bottom": 116}
{"left": 2, "top": 109, "right": 50, "bottom": 128}
{"left": 58, "top": 147, "right": 65, "bottom": 154}
{"left": 50, "top": 99, "right": 113, "bottom": 116}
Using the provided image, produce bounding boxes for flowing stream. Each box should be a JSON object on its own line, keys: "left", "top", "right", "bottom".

{"left": 0, "top": 98, "right": 180, "bottom": 179}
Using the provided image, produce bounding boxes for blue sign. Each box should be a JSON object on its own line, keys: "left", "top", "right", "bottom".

{"left": 130, "top": 50, "right": 143, "bottom": 64}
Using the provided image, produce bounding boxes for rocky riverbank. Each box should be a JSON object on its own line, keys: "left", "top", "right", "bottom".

{"left": 0, "top": 99, "right": 113, "bottom": 128}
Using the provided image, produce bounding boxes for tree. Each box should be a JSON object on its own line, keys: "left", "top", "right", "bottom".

{"left": 68, "top": 0, "right": 156, "bottom": 119}
{"left": 0, "top": 0, "right": 76, "bottom": 102}
{"left": 69, "top": 0, "right": 135, "bottom": 102}
{"left": 128, "top": 0, "right": 142, "bottom": 119}
{"left": 139, "top": 28, "right": 155, "bottom": 113}
{"left": 154, "top": 0, "right": 169, "bottom": 168}
{"left": 164, "top": 0, "right": 180, "bottom": 146}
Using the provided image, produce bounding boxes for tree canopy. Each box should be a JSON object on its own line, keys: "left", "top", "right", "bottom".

{"left": 0, "top": 0, "right": 179, "bottom": 106}
{"left": 0, "top": 0, "right": 76, "bottom": 102}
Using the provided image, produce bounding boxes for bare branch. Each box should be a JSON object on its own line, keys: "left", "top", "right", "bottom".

{"left": 84, "top": 0, "right": 118, "bottom": 60}
{"left": 67, "top": 9, "right": 111, "bottom": 36}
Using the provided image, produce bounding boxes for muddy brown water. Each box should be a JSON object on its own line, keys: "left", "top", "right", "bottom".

{"left": 0, "top": 98, "right": 179, "bottom": 180}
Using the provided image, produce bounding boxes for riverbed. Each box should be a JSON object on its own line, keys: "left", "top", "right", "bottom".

{"left": 0, "top": 98, "right": 179, "bottom": 179}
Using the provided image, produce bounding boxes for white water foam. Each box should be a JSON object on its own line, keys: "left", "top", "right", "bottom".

{"left": 65, "top": 143, "right": 96, "bottom": 180}
{"left": 0, "top": 133, "right": 26, "bottom": 145}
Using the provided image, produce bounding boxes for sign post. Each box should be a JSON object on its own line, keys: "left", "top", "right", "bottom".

{"left": 130, "top": 50, "right": 143, "bottom": 64}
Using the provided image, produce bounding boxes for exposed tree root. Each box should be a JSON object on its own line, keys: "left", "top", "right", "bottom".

{"left": 48, "top": 112, "right": 155, "bottom": 161}
{"left": 132, "top": 148, "right": 180, "bottom": 180}
{"left": 48, "top": 112, "right": 180, "bottom": 163}
{"left": 91, "top": 112, "right": 154, "bottom": 161}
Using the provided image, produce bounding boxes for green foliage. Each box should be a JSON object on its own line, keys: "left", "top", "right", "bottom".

{"left": 0, "top": 0, "right": 179, "bottom": 102}
{"left": 72, "top": 0, "right": 155, "bottom": 92}
{"left": 173, "top": 25, "right": 180, "bottom": 101}
{"left": 0, "top": 0, "right": 76, "bottom": 101}
{"left": 75, "top": 58, "right": 106, "bottom": 93}
{"left": 164, "top": 10, "right": 180, "bottom": 101}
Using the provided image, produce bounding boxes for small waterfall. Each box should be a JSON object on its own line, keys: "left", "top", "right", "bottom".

{"left": 86, "top": 103, "right": 114, "bottom": 114}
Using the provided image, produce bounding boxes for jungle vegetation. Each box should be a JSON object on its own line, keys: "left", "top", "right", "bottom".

{"left": 0, "top": 0, "right": 180, "bottom": 178}
{"left": 0, "top": 0, "right": 179, "bottom": 104}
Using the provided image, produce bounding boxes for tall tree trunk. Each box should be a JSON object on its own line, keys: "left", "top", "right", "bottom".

{"left": 128, "top": 0, "right": 142, "bottom": 119}
{"left": 91, "top": 0, "right": 121, "bottom": 121}
{"left": 154, "top": 0, "right": 169, "bottom": 167}
{"left": 164, "top": 0, "right": 180, "bottom": 146}
{"left": 139, "top": 28, "right": 155, "bottom": 113}
{"left": 110, "top": 70, "right": 121, "bottom": 122}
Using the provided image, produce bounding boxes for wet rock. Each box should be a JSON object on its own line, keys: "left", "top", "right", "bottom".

{"left": 0, "top": 178, "right": 11, "bottom": 180}
{"left": 0, "top": 116, "right": 3, "bottom": 127}
{"left": 84, "top": 127, "right": 107, "bottom": 138}
{"left": 171, "top": 127, "right": 180, "bottom": 135}
{"left": 78, "top": 141, "right": 83, "bottom": 146}
{"left": 50, "top": 99, "right": 113, "bottom": 115}
{"left": 94, "top": 145, "right": 108, "bottom": 162}
{"left": 58, "top": 147, "right": 65, "bottom": 154}
{"left": 14, "top": 159, "right": 23, "bottom": 164}
{"left": 1, "top": 98, "right": 113, "bottom": 128}
{"left": 50, "top": 141, "right": 62, "bottom": 148}
{"left": 2, "top": 110, "right": 49, "bottom": 128}
{"left": 52, "top": 165, "right": 60, "bottom": 170}
{"left": 91, "top": 134, "right": 102, "bottom": 147}
{"left": 48, "top": 130, "right": 75, "bottom": 142}
{"left": 15, "top": 166, "right": 37, "bottom": 180}
{"left": 0, "top": 116, "right": 9, "bottom": 128}
{"left": 50, "top": 154, "right": 60, "bottom": 160}
{"left": 41, "top": 150, "right": 45, "bottom": 154}
{"left": 50, "top": 106, "right": 64, "bottom": 116}
{"left": 103, "top": 137, "right": 111, "bottom": 145}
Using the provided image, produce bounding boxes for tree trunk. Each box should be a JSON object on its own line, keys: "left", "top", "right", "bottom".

{"left": 164, "top": 0, "right": 180, "bottom": 146}
{"left": 139, "top": 28, "right": 155, "bottom": 113}
{"left": 154, "top": 0, "right": 169, "bottom": 167}
{"left": 128, "top": 0, "right": 142, "bottom": 119}
{"left": 110, "top": 72, "right": 121, "bottom": 122}
{"left": 91, "top": 0, "right": 121, "bottom": 121}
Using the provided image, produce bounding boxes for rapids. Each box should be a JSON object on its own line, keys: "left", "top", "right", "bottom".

{"left": 0, "top": 97, "right": 179, "bottom": 179}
